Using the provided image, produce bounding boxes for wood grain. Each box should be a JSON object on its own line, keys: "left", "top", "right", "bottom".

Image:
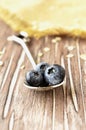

{"left": 0, "top": 20, "right": 86, "bottom": 130}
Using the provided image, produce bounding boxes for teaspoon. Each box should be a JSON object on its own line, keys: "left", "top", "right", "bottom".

{"left": 7, "top": 32, "right": 65, "bottom": 91}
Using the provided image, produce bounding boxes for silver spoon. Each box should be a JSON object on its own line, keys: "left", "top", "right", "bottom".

{"left": 7, "top": 32, "right": 65, "bottom": 91}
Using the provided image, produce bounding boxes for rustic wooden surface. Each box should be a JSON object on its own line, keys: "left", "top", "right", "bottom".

{"left": 0, "top": 19, "right": 86, "bottom": 130}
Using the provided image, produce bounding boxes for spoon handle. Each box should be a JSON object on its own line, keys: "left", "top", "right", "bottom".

{"left": 8, "top": 35, "right": 36, "bottom": 69}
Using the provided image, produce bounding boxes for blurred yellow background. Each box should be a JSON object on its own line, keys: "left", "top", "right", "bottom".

{"left": 0, "top": 0, "right": 86, "bottom": 38}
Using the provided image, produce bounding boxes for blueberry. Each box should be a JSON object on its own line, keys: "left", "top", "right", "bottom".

{"left": 40, "top": 79, "right": 49, "bottom": 87}
{"left": 26, "top": 70, "right": 44, "bottom": 87}
{"left": 35, "top": 62, "right": 50, "bottom": 75}
{"left": 44, "top": 64, "right": 65, "bottom": 85}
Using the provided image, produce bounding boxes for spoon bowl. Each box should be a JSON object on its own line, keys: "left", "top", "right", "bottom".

{"left": 24, "top": 80, "right": 64, "bottom": 91}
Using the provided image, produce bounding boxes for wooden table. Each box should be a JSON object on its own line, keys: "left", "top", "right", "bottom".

{"left": 0, "top": 19, "right": 86, "bottom": 130}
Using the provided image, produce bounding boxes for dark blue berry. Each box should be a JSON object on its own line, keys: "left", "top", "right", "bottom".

{"left": 44, "top": 64, "right": 65, "bottom": 85}
{"left": 35, "top": 62, "right": 50, "bottom": 75}
{"left": 26, "top": 70, "right": 44, "bottom": 87}
{"left": 40, "top": 80, "right": 49, "bottom": 87}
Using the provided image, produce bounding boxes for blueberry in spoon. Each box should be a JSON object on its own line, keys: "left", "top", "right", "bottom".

{"left": 8, "top": 32, "right": 65, "bottom": 91}
{"left": 44, "top": 64, "right": 65, "bottom": 85}
{"left": 26, "top": 70, "right": 44, "bottom": 87}
{"left": 35, "top": 62, "right": 50, "bottom": 75}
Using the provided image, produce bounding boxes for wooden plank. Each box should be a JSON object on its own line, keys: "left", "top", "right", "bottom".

{"left": 0, "top": 19, "right": 86, "bottom": 130}
{"left": 63, "top": 38, "right": 86, "bottom": 130}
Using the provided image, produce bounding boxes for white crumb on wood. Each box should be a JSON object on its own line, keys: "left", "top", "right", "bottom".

{"left": 80, "top": 54, "right": 86, "bottom": 61}
{"left": 0, "top": 47, "right": 6, "bottom": 55}
{"left": 52, "top": 37, "right": 61, "bottom": 43}
{"left": 65, "top": 45, "right": 76, "bottom": 51}
{"left": 20, "top": 64, "right": 25, "bottom": 70}
{"left": 37, "top": 51, "right": 43, "bottom": 64}
{"left": 0, "top": 60, "right": 4, "bottom": 66}
{"left": 43, "top": 47, "right": 50, "bottom": 52}
{"left": 38, "top": 51, "right": 43, "bottom": 57}
{"left": 66, "top": 53, "right": 74, "bottom": 58}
